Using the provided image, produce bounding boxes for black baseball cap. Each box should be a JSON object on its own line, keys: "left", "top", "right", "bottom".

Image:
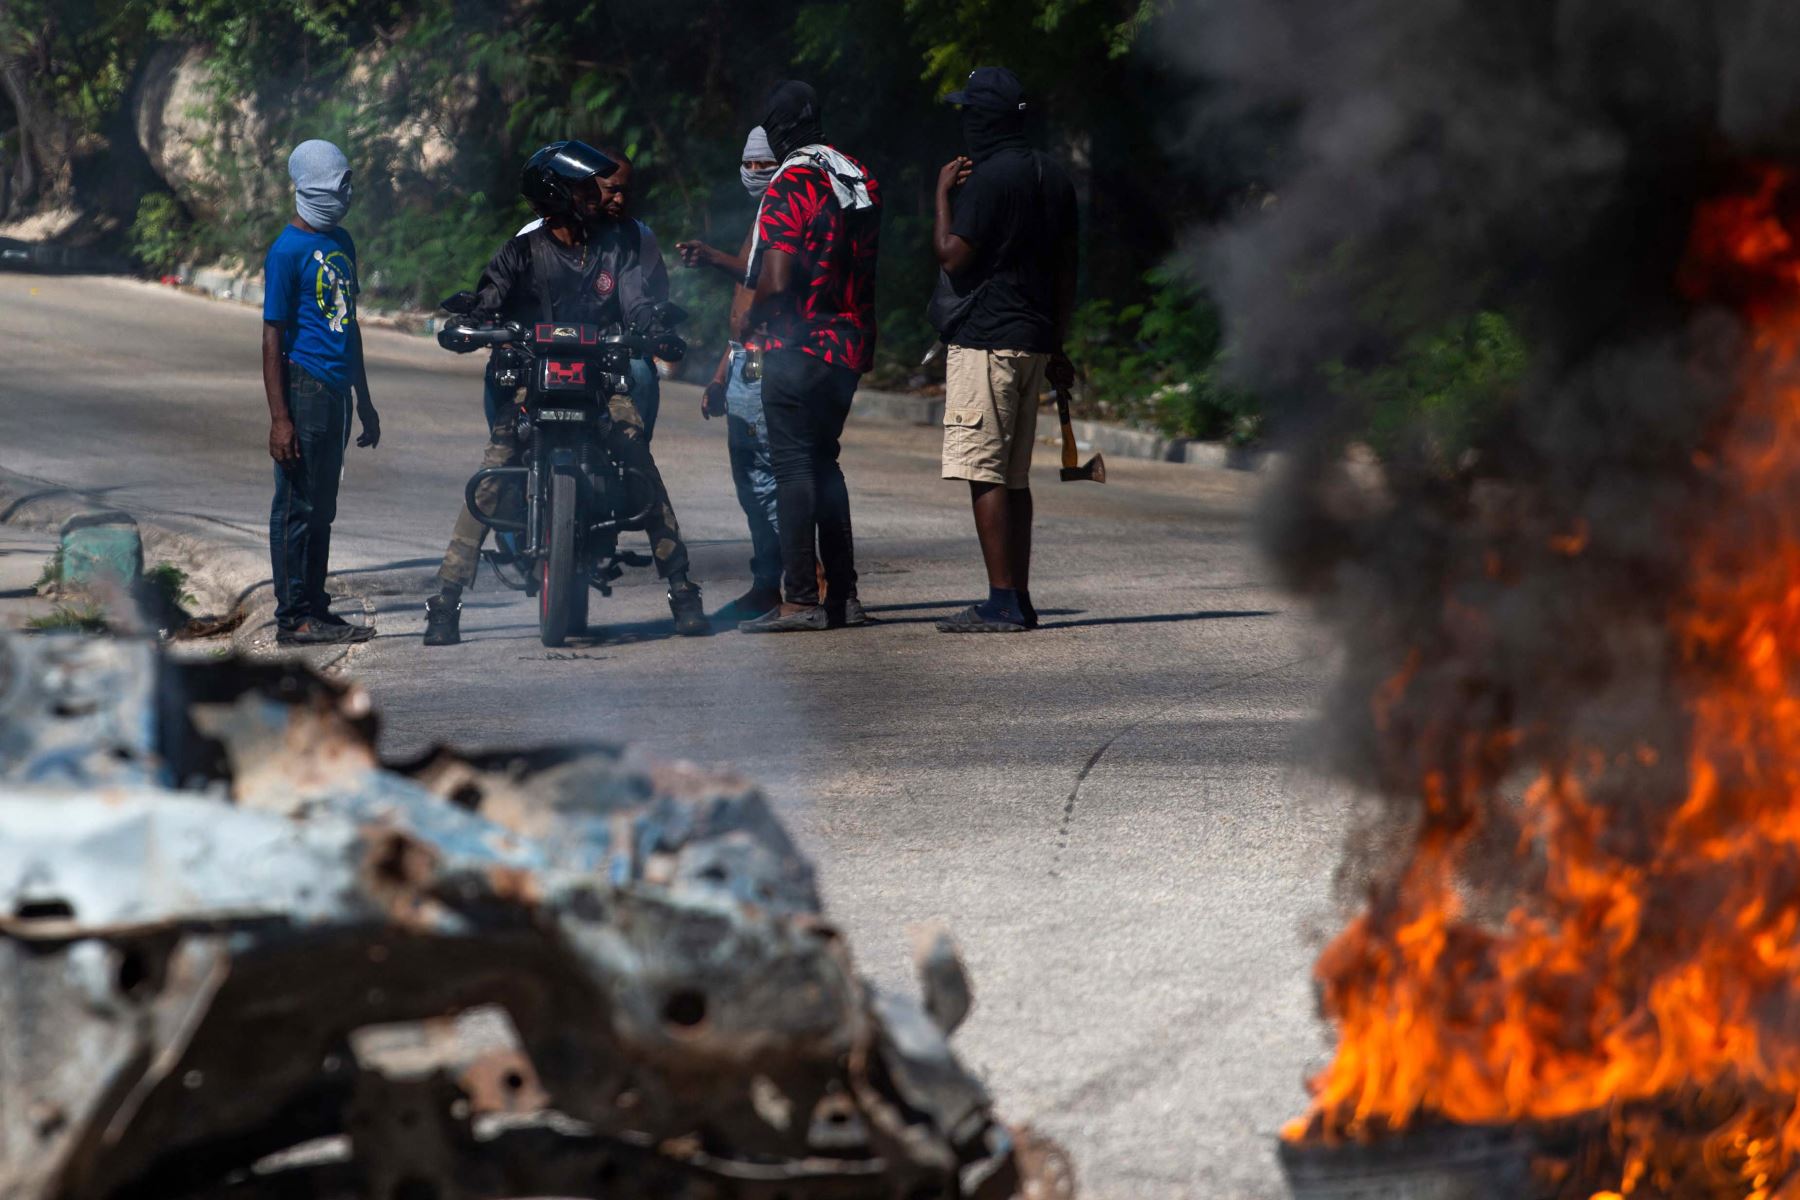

{"left": 943, "top": 66, "right": 1027, "bottom": 114}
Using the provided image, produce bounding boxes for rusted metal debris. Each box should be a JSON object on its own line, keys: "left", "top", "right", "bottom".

{"left": 0, "top": 634, "right": 1074, "bottom": 1200}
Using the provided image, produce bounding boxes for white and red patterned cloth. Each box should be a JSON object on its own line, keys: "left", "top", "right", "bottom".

{"left": 747, "top": 144, "right": 882, "bottom": 373}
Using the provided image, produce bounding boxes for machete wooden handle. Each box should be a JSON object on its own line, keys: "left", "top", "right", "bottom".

{"left": 1055, "top": 386, "right": 1078, "bottom": 471}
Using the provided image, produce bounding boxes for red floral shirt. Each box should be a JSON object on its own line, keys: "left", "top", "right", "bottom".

{"left": 752, "top": 152, "right": 881, "bottom": 372}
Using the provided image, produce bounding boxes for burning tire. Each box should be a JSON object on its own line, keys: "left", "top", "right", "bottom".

{"left": 1278, "top": 1125, "right": 1538, "bottom": 1200}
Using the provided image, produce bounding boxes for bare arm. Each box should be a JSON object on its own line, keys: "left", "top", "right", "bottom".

{"left": 708, "top": 233, "right": 761, "bottom": 417}
{"left": 738, "top": 248, "right": 795, "bottom": 341}
{"left": 349, "top": 322, "right": 380, "bottom": 448}
{"left": 933, "top": 157, "right": 977, "bottom": 276}
{"left": 727, "top": 232, "right": 757, "bottom": 333}
{"left": 262, "top": 322, "right": 298, "bottom": 463}
{"left": 719, "top": 227, "right": 755, "bottom": 284}
{"left": 701, "top": 345, "right": 732, "bottom": 419}
{"left": 676, "top": 240, "right": 749, "bottom": 278}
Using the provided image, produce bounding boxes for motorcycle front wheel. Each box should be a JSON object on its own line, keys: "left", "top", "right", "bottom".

{"left": 539, "top": 470, "right": 583, "bottom": 647}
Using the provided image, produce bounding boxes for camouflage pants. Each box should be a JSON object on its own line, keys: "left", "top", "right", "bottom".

{"left": 436, "top": 393, "right": 690, "bottom": 591}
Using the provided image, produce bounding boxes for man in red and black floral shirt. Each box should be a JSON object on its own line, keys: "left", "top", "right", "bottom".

{"left": 736, "top": 80, "right": 882, "bottom": 633}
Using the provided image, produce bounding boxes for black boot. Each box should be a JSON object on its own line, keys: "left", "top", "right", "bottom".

{"left": 668, "top": 581, "right": 711, "bottom": 637}
{"left": 423, "top": 593, "right": 462, "bottom": 646}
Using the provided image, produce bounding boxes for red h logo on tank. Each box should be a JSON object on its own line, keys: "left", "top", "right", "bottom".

{"left": 544, "top": 361, "right": 586, "bottom": 388}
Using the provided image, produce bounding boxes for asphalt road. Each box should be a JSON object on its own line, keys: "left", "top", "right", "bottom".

{"left": 1, "top": 273, "right": 1348, "bottom": 1198}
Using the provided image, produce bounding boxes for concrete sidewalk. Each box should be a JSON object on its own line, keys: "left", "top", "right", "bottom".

{"left": 0, "top": 525, "right": 61, "bottom": 631}
{"left": 0, "top": 467, "right": 363, "bottom": 664}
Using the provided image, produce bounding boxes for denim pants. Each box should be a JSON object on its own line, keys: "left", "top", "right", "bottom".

{"left": 629, "top": 357, "right": 661, "bottom": 442}
{"left": 270, "top": 365, "right": 350, "bottom": 629}
{"left": 761, "top": 349, "right": 859, "bottom": 606}
{"left": 725, "top": 346, "right": 782, "bottom": 592}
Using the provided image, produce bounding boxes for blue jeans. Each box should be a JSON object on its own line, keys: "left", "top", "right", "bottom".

{"left": 726, "top": 346, "right": 781, "bottom": 592}
{"left": 270, "top": 365, "right": 349, "bottom": 629}
{"left": 630, "top": 357, "right": 661, "bottom": 442}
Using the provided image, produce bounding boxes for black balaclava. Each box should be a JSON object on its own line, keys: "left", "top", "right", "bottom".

{"left": 963, "top": 107, "right": 1028, "bottom": 163}
{"left": 762, "top": 80, "right": 824, "bottom": 161}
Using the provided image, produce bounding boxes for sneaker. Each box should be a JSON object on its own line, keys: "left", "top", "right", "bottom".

{"left": 422, "top": 595, "right": 461, "bottom": 646}
{"left": 711, "top": 586, "right": 782, "bottom": 624}
{"left": 936, "top": 604, "right": 1027, "bottom": 634}
{"left": 738, "top": 605, "right": 830, "bottom": 633}
{"left": 669, "top": 584, "right": 712, "bottom": 637}
{"left": 1019, "top": 593, "right": 1039, "bottom": 631}
{"left": 277, "top": 619, "right": 377, "bottom": 646}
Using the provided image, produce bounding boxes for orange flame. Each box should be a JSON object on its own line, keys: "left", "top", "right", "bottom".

{"left": 1291, "top": 165, "right": 1800, "bottom": 1198}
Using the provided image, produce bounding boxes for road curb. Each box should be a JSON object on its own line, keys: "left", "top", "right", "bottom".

{"left": 0, "top": 238, "right": 130, "bottom": 274}
{"left": 855, "top": 389, "right": 945, "bottom": 427}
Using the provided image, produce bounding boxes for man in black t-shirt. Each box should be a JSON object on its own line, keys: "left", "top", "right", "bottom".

{"left": 931, "top": 66, "right": 1078, "bottom": 634}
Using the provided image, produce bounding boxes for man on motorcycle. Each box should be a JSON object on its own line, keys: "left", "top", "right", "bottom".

{"left": 423, "top": 140, "right": 709, "bottom": 645}
{"left": 515, "top": 145, "right": 668, "bottom": 440}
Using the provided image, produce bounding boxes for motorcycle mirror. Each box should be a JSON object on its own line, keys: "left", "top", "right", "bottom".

{"left": 440, "top": 290, "right": 479, "bottom": 315}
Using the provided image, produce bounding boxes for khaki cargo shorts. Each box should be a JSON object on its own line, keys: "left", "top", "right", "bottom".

{"left": 940, "top": 346, "right": 1049, "bottom": 489}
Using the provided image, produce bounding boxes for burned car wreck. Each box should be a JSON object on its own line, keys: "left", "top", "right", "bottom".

{"left": 0, "top": 635, "right": 1070, "bottom": 1200}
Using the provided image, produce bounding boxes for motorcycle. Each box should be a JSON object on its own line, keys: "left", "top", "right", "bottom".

{"left": 436, "top": 292, "right": 688, "bottom": 648}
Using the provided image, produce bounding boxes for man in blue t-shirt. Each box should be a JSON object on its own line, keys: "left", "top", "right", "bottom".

{"left": 261, "top": 139, "right": 381, "bottom": 645}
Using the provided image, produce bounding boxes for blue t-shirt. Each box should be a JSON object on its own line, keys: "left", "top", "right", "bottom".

{"left": 262, "top": 223, "right": 359, "bottom": 392}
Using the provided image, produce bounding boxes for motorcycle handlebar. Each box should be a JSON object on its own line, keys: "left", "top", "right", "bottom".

{"left": 436, "top": 317, "right": 684, "bottom": 361}
{"left": 436, "top": 319, "right": 524, "bottom": 354}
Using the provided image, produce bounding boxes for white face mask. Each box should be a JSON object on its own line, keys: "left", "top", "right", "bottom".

{"left": 741, "top": 161, "right": 778, "bottom": 199}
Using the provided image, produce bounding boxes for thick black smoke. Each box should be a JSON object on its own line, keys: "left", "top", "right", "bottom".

{"left": 1159, "top": 2, "right": 1800, "bottom": 844}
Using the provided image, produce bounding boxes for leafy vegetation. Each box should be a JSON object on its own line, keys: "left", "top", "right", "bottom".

{"left": 2, "top": 0, "right": 1526, "bottom": 452}
{"left": 143, "top": 563, "right": 197, "bottom": 612}
{"left": 1323, "top": 310, "right": 1528, "bottom": 467}
{"left": 26, "top": 604, "right": 108, "bottom": 634}
{"left": 33, "top": 547, "right": 63, "bottom": 593}
{"left": 129, "top": 193, "right": 190, "bottom": 274}
{"left": 4, "top": 2, "right": 1203, "bottom": 394}
{"left": 1066, "top": 269, "right": 1258, "bottom": 441}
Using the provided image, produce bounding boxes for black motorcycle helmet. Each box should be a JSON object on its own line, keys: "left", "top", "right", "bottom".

{"left": 520, "top": 140, "right": 618, "bottom": 219}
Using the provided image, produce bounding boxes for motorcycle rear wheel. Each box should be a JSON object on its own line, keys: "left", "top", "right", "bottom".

{"left": 540, "top": 471, "right": 581, "bottom": 647}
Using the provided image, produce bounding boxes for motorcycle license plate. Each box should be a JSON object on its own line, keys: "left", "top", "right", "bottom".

{"left": 536, "top": 408, "right": 590, "bottom": 422}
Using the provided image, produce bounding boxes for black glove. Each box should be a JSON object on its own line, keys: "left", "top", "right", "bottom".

{"left": 436, "top": 324, "right": 481, "bottom": 354}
